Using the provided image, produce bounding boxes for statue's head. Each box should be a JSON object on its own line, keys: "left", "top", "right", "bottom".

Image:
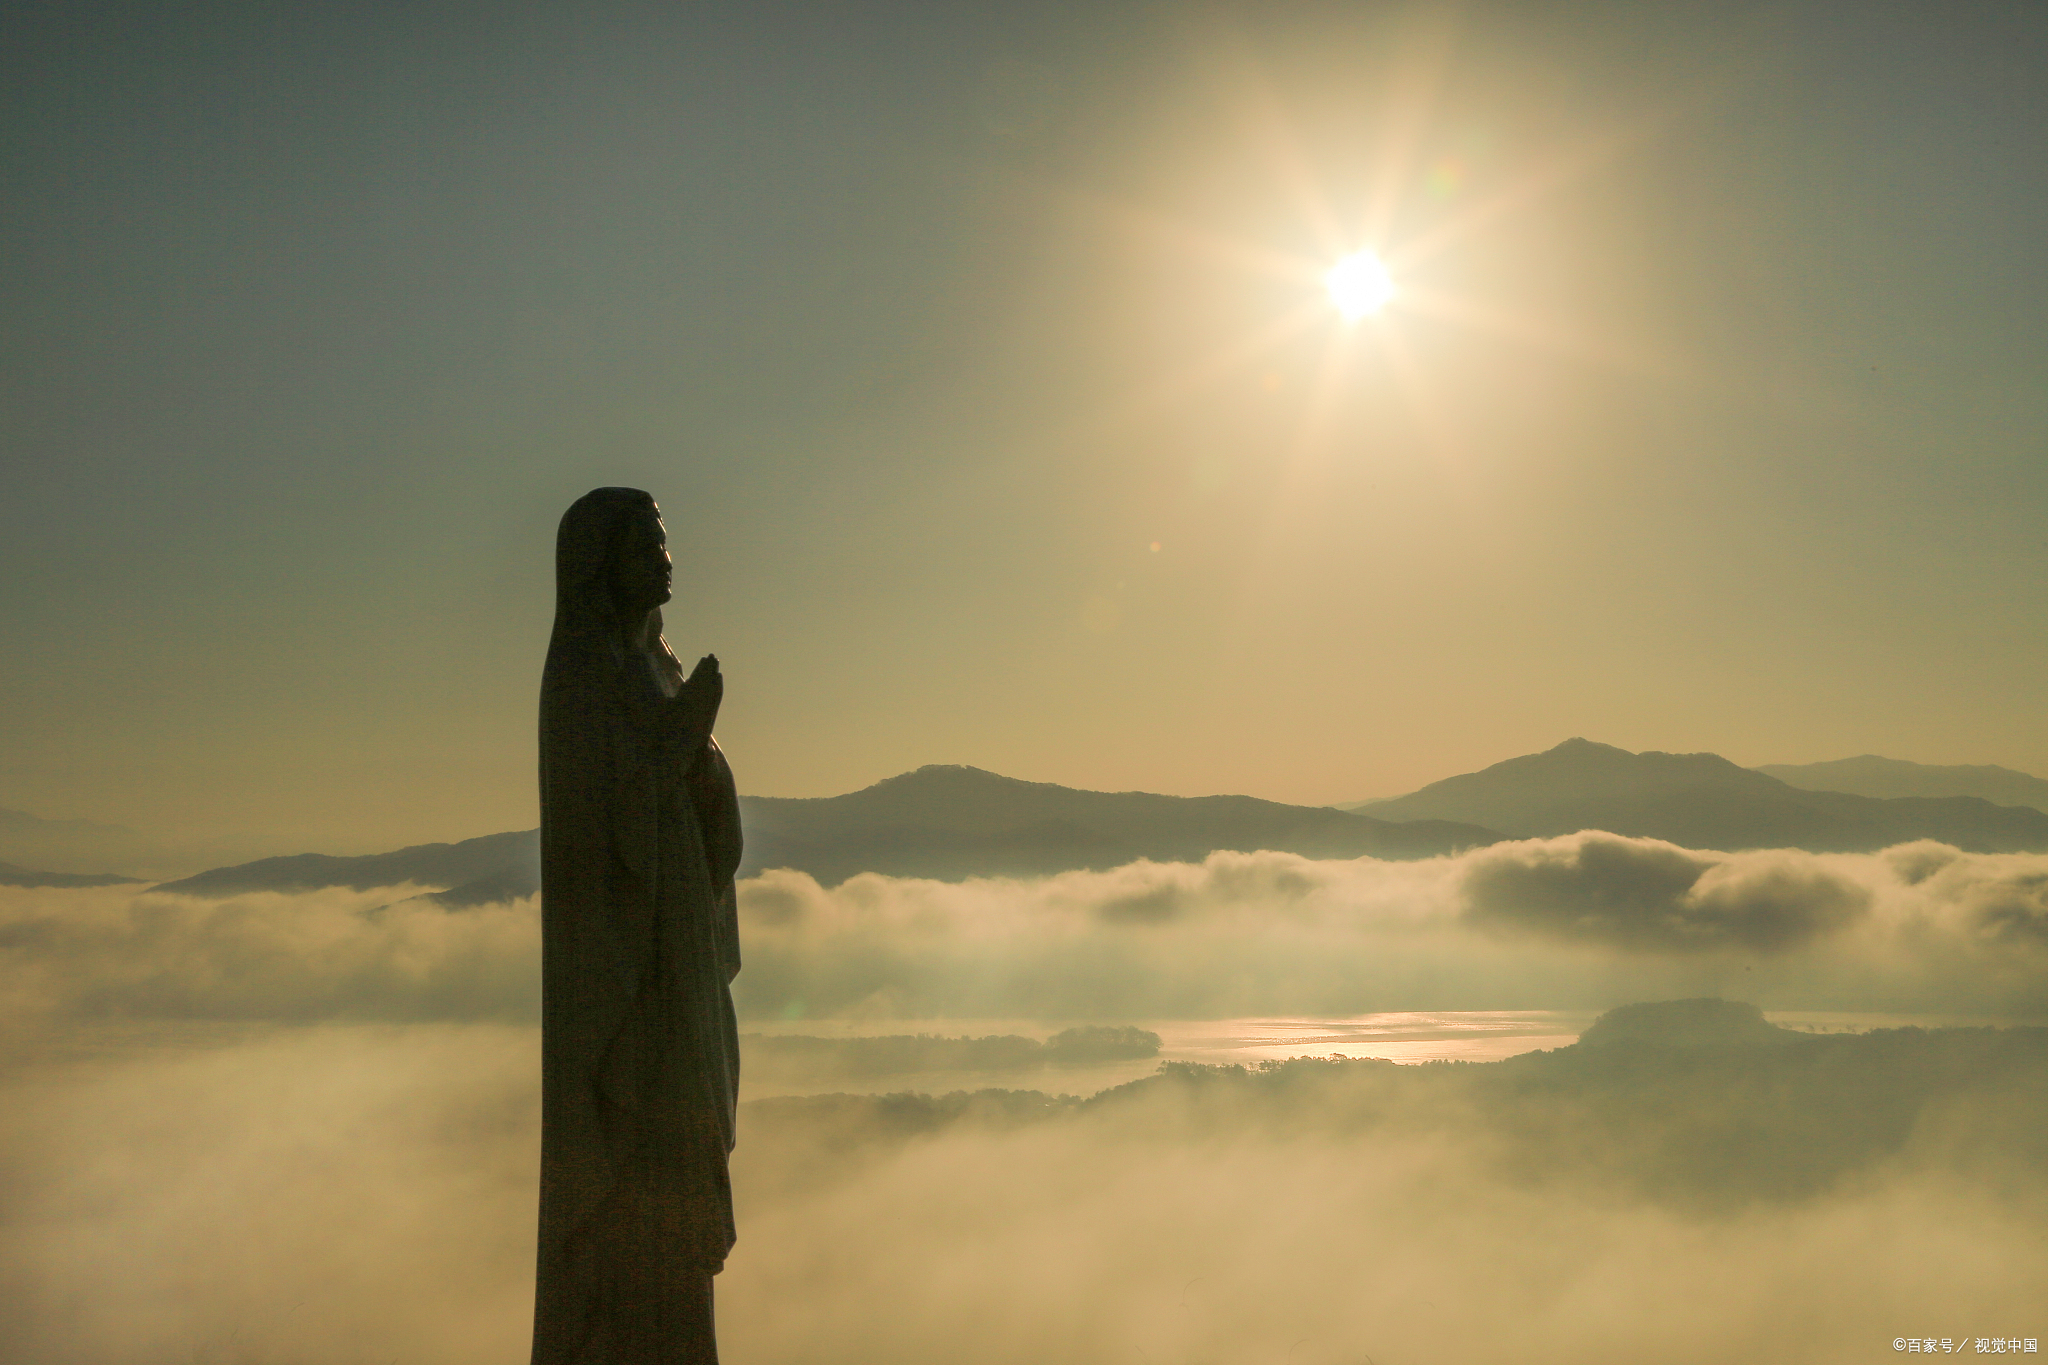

{"left": 606, "top": 501, "right": 672, "bottom": 617}
{"left": 552, "top": 487, "right": 673, "bottom": 653}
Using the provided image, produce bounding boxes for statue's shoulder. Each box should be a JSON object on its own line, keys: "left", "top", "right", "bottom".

{"left": 543, "top": 630, "right": 624, "bottom": 690}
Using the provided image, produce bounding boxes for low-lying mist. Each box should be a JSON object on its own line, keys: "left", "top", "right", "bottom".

{"left": 3, "top": 1021, "right": 2042, "bottom": 1364}
{"left": 4, "top": 835, "right": 2044, "bottom": 1362}
{"left": 741, "top": 1025, "right": 1160, "bottom": 1085}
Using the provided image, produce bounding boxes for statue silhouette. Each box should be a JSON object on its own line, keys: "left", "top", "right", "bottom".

{"left": 531, "top": 488, "right": 743, "bottom": 1365}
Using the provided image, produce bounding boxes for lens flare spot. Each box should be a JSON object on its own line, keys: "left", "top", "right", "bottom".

{"left": 1325, "top": 251, "right": 1396, "bottom": 321}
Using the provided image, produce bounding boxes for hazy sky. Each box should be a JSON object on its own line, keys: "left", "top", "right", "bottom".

{"left": 5, "top": 0, "right": 2044, "bottom": 854}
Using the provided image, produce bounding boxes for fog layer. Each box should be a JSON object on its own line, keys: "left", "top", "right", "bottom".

{"left": 5, "top": 836, "right": 2044, "bottom": 1362}
{"left": 3, "top": 1024, "right": 2042, "bottom": 1365}
{"left": 4, "top": 835, "right": 2045, "bottom": 1028}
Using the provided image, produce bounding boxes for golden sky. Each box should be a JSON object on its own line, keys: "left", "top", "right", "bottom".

{"left": 3, "top": 0, "right": 2044, "bottom": 855}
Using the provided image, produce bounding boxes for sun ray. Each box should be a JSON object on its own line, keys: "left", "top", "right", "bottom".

{"left": 1385, "top": 51, "right": 1766, "bottom": 279}
{"left": 987, "top": 15, "right": 1766, "bottom": 676}
{"left": 1083, "top": 298, "right": 1333, "bottom": 439}
{"left": 1001, "top": 14, "right": 1805, "bottom": 728}
{"left": 1226, "top": 49, "right": 1354, "bottom": 261}
{"left": 1052, "top": 178, "right": 1324, "bottom": 285}
{"left": 1393, "top": 283, "right": 1681, "bottom": 382}
{"left": 1357, "top": 8, "right": 1468, "bottom": 253}
{"left": 1369, "top": 311, "right": 1474, "bottom": 491}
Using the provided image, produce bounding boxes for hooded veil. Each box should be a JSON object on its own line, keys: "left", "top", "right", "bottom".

{"left": 531, "top": 488, "right": 743, "bottom": 1365}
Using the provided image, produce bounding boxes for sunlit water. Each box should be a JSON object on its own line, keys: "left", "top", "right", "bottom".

{"left": 735, "top": 1009, "right": 2016, "bottom": 1100}
{"left": 6, "top": 1010, "right": 2016, "bottom": 1101}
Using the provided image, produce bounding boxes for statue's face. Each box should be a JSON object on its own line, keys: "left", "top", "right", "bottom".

{"left": 608, "top": 507, "right": 673, "bottom": 614}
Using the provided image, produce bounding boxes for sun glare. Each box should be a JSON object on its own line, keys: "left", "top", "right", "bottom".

{"left": 1325, "top": 251, "right": 1396, "bottom": 320}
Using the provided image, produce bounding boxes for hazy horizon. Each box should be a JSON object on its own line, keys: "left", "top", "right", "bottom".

{"left": 10, "top": 736, "right": 2048, "bottom": 880}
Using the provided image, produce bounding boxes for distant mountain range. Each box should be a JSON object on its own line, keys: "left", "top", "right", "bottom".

{"left": 1361, "top": 738, "right": 2048, "bottom": 853}
{"left": 736, "top": 764, "right": 1496, "bottom": 885}
{"left": 26, "top": 743, "right": 2048, "bottom": 905}
{"left": 0, "top": 859, "right": 144, "bottom": 889}
{"left": 142, "top": 765, "right": 1496, "bottom": 903}
{"left": 152, "top": 830, "right": 542, "bottom": 904}
{"left": 0, "top": 806, "right": 159, "bottom": 877}
{"left": 1755, "top": 755, "right": 2048, "bottom": 813}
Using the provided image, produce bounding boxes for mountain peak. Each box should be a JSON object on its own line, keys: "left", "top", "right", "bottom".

{"left": 1535, "top": 737, "right": 1744, "bottom": 767}
{"left": 864, "top": 764, "right": 1029, "bottom": 793}
{"left": 1548, "top": 737, "right": 1625, "bottom": 754}
{"left": 1365, "top": 740, "right": 2048, "bottom": 852}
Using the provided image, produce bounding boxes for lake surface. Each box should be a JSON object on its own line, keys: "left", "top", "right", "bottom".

{"left": 736, "top": 1008, "right": 2017, "bottom": 1100}
{"left": 6, "top": 1010, "right": 2015, "bottom": 1101}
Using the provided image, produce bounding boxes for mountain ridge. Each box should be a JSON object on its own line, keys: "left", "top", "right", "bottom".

{"left": 79, "top": 743, "right": 2048, "bottom": 904}
{"left": 0, "top": 859, "right": 146, "bottom": 889}
{"left": 141, "top": 766, "right": 1499, "bottom": 903}
{"left": 0, "top": 806, "right": 160, "bottom": 877}
{"left": 738, "top": 763, "right": 1498, "bottom": 885}
{"left": 1756, "top": 755, "right": 2048, "bottom": 813}
{"left": 1365, "top": 738, "right": 2048, "bottom": 852}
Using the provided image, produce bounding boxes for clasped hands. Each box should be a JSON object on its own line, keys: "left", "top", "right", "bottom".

{"left": 672, "top": 653, "right": 723, "bottom": 750}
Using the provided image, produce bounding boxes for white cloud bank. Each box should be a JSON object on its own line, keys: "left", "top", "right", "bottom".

{"left": 2, "top": 835, "right": 2045, "bottom": 1029}
{"left": 3, "top": 837, "right": 2044, "bottom": 1363}
{"left": 732, "top": 836, "right": 2048, "bottom": 1020}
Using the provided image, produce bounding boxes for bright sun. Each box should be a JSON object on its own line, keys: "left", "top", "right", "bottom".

{"left": 1325, "top": 251, "right": 1396, "bottom": 320}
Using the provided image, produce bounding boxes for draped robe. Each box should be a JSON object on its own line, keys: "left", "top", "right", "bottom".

{"left": 532, "top": 495, "right": 743, "bottom": 1365}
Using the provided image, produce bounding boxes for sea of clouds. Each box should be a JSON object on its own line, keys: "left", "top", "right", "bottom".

{"left": 3, "top": 835, "right": 2045, "bottom": 1363}
{"left": 3, "top": 833, "right": 2044, "bottom": 1029}
{"left": 4, "top": 1021, "right": 2043, "bottom": 1365}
